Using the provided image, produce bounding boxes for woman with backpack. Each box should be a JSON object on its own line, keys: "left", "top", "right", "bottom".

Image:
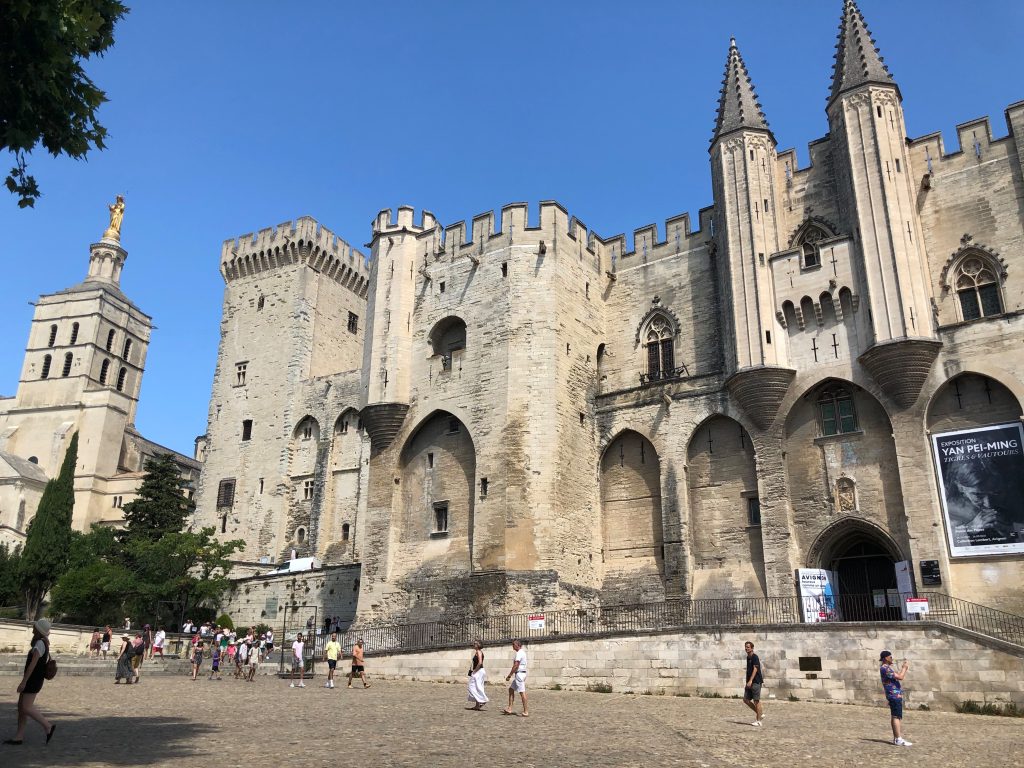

{"left": 3, "top": 618, "right": 57, "bottom": 745}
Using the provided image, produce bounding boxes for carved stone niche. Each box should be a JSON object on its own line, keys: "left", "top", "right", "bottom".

{"left": 836, "top": 476, "right": 857, "bottom": 513}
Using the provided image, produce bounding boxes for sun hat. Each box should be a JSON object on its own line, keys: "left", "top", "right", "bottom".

{"left": 879, "top": 650, "right": 893, "bottom": 660}
{"left": 33, "top": 618, "right": 51, "bottom": 637}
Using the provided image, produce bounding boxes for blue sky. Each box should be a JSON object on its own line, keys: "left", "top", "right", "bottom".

{"left": 1, "top": 0, "right": 1020, "bottom": 456}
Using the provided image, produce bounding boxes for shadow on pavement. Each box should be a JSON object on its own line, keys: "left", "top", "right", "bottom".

{"left": 0, "top": 705, "right": 215, "bottom": 767}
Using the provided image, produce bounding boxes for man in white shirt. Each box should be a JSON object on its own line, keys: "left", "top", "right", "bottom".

{"left": 152, "top": 627, "right": 166, "bottom": 658}
{"left": 503, "top": 639, "right": 529, "bottom": 717}
{"left": 290, "top": 633, "right": 306, "bottom": 688}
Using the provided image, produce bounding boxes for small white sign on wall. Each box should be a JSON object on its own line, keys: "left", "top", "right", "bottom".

{"left": 528, "top": 614, "right": 545, "bottom": 630}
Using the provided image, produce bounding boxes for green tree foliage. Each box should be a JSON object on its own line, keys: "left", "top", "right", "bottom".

{"left": 120, "top": 453, "right": 196, "bottom": 542}
{"left": 1, "top": 0, "right": 129, "bottom": 207}
{"left": 0, "top": 543, "right": 23, "bottom": 609}
{"left": 216, "top": 613, "right": 234, "bottom": 631}
{"left": 51, "top": 454, "right": 244, "bottom": 628}
{"left": 20, "top": 432, "right": 78, "bottom": 619}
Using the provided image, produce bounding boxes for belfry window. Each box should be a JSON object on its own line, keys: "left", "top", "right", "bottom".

{"left": 643, "top": 315, "right": 677, "bottom": 383}
{"left": 62, "top": 352, "right": 73, "bottom": 377}
{"left": 70, "top": 322, "right": 80, "bottom": 344}
{"left": 106, "top": 329, "right": 116, "bottom": 351}
{"left": 955, "top": 255, "right": 1003, "bottom": 321}
{"left": 99, "top": 359, "right": 110, "bottom": 384}
{"left": 123, "top": 338, "right": 132, "bottom": 362}
{"left": 818, "top": 386, "right": 857, "bottom": 436}
{"left": 41, "top": 354, "right": 52, "bottom": 379}
{"left": 116, "top": 367, "right": 127, "bottom": 392}
{"left": 47, "top": 325, "right": 57, "bottom": 348}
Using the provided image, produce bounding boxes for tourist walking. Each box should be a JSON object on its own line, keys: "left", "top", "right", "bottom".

{"left": 101, "top": 625, "right": 112, "bottom": 659}
{"left": 348, "top": 639, "right": 370, "bottom": 688}
{"left": 324, "top": 632, "right": 341, "bottom": 688}
{"left": 247, "top": 637, "right": 261, "bottom": 681}
{"left": 880, "top": 650, "right": 912, "bottom": 746}
{"left": 3, "top": 619, "right": 56, "bottom": 746}
{"left": 130, "top": 633, "right": 144, "bottom": 683}
{"left": 466, "top": 640, "right": 488, "bottom": 710}
{"left": 191, "top": 641, "right": 204, "bottom": 681}
{"left": 89, "top": 628, "right": 101, "bottom": 658}
{"left": 152, "top": 627, "right": 166, "bottom": 658}
{"left": 209, "top": 643, "right": 223, "bottom": 681}
{"left": 742, "top": 641, "right": 764, "bottom": 726}
{"left": 290, "top": 633, "right": 306, "bottom": 688}
{"left": 265, "top": 629, "right": 275, "bottom": 663}
{"left": 114, "top": 634, "right": 134, "bottom": 684}
{"left": 503, "top": 639, "right": 528, "bottom": 717}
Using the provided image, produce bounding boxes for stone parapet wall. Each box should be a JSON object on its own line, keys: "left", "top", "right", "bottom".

{"left": 217, "top": 564, "right": 360, "bottom": 630}
{"left": 359, "top": 622, "right": 1023, "bottom": 710}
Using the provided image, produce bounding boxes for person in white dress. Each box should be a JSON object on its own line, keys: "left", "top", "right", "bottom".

{"left": 466, "top": 640, "right": 488, "bottom": 710}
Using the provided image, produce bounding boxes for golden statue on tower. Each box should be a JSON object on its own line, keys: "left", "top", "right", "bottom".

{"left": 104, "top": 194, "right": 126, "bottom": 241}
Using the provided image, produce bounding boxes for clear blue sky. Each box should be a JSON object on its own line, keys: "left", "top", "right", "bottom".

{"left": 0, "top": 0, "right": 1020, "bottom": 456}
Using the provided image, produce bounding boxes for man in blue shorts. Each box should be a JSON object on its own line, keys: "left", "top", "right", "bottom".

{"left": 879, "top": 650, "right": 912, "bottom": 746}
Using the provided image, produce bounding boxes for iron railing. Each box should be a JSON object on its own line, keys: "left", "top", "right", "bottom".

{"left": 340, "top": 592, "right": 1024, "bottom": 656}
{"left": 639, "top": 365, "right": 689, "bottom": 386}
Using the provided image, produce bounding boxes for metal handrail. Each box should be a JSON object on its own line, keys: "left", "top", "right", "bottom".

{"left": 341, "top": 592, "right": 1024, "bottom": 656}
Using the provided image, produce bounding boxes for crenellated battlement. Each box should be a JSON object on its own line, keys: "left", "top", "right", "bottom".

{"left": 906, "top": 101, "right": 1024, "bottom": 172}
{"left": 371, "top": 201, "right": 713, "bottom": 272}
{"left": 219, "top": 215, "right": 371, "bottom": 298}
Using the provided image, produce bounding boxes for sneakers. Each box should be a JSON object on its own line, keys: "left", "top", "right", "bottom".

{"left": 289, "top": 683, "right": 295, "bottom": 688}
{"left": 893, "top": 738, "right": 912, "bottom": 747}
{"left": 751, "top": 720, "right": 762, "bottom": 727}
{"left": 298, "top": 682, "right": 306, "bottom": 688}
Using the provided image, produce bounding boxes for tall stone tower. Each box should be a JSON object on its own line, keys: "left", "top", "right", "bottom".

{"left": 827, "top": 0, "right": 940, "bottom": 406}
{"left": 710, "top": 39, "right": 793, "bottom": 429}
{"left": 193, "top": 217, "right": 370, "bottom": 565}
{"left": 0, "top": 199, "right": 198, "bottom": 541}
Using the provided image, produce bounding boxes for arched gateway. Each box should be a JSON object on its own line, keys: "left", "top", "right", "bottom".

{"left": 807, "top": 518, "right": 906, "bottom": 621}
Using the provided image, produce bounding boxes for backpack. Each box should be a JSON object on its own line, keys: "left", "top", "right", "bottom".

{"left": 42, "top": 641, "right": 57, "bottom": 680}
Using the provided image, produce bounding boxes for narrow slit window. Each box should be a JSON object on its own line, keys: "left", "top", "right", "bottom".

{"left": 99, "top": 359, "right": 110, "bottom": 384}
{"left": 106, "top": 329, "right": 115, "bottom": 351}
{"left": 40, "top": 355, "right": 52, "bottom": 379}
{"left": 122, "top": 338, "right": 132, "bottom": 362}
{"left": 116, "top": 367, "right": 127, "bottom": 391}
{"left": 47, "top": 325, "right": 57, "bottom": 348}
{"left": 433, "top": 503, "right": 448, "bottom": 534}
{"left": 242, "top": 419, "right": 253, "bottom": 441}
{"left": 70, "top": 322, "right": 80, "bottom": 345}
{"left": 62, "top": 352, "right": 73, "bottom": 377}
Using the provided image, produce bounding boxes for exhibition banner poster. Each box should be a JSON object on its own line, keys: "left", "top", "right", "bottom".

{"left": 931, "top": 422, "right": 1024, "bottom": 557}
{"left": 797, "top": 568, "right": 839, "bottom": 623}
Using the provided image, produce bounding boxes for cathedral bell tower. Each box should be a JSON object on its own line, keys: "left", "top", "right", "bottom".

{"left": 827, "top": 0, "right": 941, "bottom": 407}
{"left": 710, "top": 39, "right": 794, "bottom": 430}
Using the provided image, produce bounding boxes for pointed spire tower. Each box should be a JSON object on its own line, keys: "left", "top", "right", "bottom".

{"left": 712, "top": 38, "right": 774, "bottom": 145}
{"left": 709, "top": 39, "right": 793, "bottom": 430}
{"left": 828, "top": 0, "right": 898, "bottom": 107}
{"left": 826, "top": 0, "right": 941, "bottom": 407}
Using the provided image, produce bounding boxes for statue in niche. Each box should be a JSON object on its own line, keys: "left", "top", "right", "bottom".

{"left": 836, "top": 476, "right": 856, "bottom": 512}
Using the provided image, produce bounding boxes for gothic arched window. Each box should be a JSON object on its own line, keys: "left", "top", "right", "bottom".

{"left": 954, "top": 255, "right": 1003, "bottom": 321}
{"left": 116, "top": 367, "right": 127, "bottom": 392}
{"left": 99, "top": 359, "right": 110, "bottom": 385}
{"left": 797, "top": 225, "right": 828, "bottom": 269}
{"left": 644, "top": 314, "right": 676, "bottom": 382}
{"left": 62, "top": 352, "right": 73, "bottom": 377}
{"left": 41, "top": 354, "right": 52, "bottom": 379}
{"left": 70, "top": 322, "right": 80, "bottom": 345}
{"left": 818, "top": 386, "right": 857, "bottom": 436}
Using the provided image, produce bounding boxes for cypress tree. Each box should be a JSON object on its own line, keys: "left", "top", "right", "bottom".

{"left": 21, "top": 431, "right": 78, "bottom": 619}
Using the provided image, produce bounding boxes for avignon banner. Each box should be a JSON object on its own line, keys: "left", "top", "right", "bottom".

{"left": 931, "top": 422, "right": 1024, "bottom": 557}
{"left": 797, "top": 568, "right": 839, "bottom": 623}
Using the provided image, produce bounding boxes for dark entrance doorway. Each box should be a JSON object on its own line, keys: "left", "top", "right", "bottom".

{"left": 816, "top": 523, "right": 903, "bottom": 621}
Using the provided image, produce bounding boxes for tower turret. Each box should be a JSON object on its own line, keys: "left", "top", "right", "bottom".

{"left": 710, "top": 39, "right": 794, "bottom": 429}
{"left": 360, "top": 207, "right": 438, "bottom": 451}
{"left": 827, "top": 0, "right": 940, "bottom": 407}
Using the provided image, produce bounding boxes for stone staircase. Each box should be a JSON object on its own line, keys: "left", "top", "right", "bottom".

{"left": 0, "top": 653, "right": 192, "bottom": 677}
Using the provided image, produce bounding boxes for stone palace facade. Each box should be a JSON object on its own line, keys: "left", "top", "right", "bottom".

{"left": 195, "top": 1, "right": 1024, "bottom": 624}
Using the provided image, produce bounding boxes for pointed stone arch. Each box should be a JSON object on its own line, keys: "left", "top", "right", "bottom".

{"left": 686, "top": 414, "right": 765, "bottom": 598}
{"left": 787, "top": 216, "right": 839, "bottom": 249}
{"left": 600, "top": 430, "right": 663, "bottom": 564}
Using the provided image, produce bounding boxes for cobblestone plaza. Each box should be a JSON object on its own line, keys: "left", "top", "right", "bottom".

{"left": 1, "top": 676, "right": 1020, "bottom": 767}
